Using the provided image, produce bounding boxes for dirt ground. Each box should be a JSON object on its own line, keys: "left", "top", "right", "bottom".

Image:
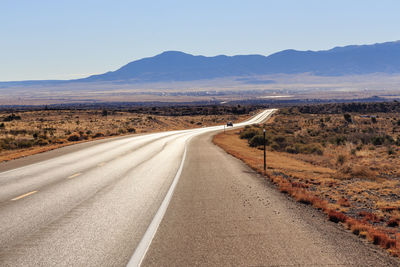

{"left": 213, "top": 109, "right": 400, "bottom": 257}
{"left": 0, "top": 108, "right": 251, "bottom": 162}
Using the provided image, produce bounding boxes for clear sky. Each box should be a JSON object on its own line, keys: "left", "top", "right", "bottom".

{"left": 1, "top": 0, "right": 400, "bottom": 81}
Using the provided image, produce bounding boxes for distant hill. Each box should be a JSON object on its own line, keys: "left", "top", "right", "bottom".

{"left": 83, "top": 41, "right": 400, "bottom": 82}
{"left": 2, "top": 41, "right": 400, "bottom": 85}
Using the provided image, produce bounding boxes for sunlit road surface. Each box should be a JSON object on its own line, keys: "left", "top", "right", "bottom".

{"left": 0, "top": 109, "right": 275, "bottom": 266}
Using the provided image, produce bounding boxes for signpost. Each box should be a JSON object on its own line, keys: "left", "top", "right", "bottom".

{"left": 263, "top": 128, "right": 266, "bottom": 172}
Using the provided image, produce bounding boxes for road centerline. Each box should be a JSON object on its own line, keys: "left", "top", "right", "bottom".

{"left": 127, "top": 142, "right": 189, "bottom": 267}
{"left": 11, "top": 190, "right": 38, "bottom": 201}
{"left": 67, "top": 172, "right": 82, "bottom": 179}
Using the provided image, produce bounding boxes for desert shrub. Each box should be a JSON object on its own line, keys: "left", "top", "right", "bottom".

{"left": 3, "top": 114, "right": 21, "bottom": 122}
{"left": 328, "top": 210, "right": 347, "bottom": 223}
{"left": 270, "top": 135, "right": 288, "bottom": 150}
{"left": 9, "top": 129, "right": 27, "bottom": 136}
{"left": 273, "top": 135, "right": 286, "bottom": 144}
{"left": 0, "top": 138, "right": 14, "bottom": 149}
{"left": 352, "top": 133, "right": 363, "bottom": 143}
{"left": 93, "top": 132, "right": 105, "bottom": 138}
{"left": 387, "top": 218, "right": 399, "bottom": 227}
{"left": 292, "top": 190, "right": 314, "bottom": 205}
{"left": 101, "top": 109, "right": 108, "bottom": 116}
{"left": 307, "top": 129, "right": 320, "bottom": 136}
{"left": 53, "top": 138, "right": 66, "bottom": 144}
{"left": 337, "top": 154, "right": 346, "bottom": 165}
{"left": 368, "top": 230, "right": 396, "bottom": 249}
{"left": 240, "top": 128, "right": 259, "bottom": 140}
{"left": 249, "top": 135, "right": 265, "bottom": 147}
{"left": 67, "top": 134, "right": 80, "bottom": 142}
{"left": 35, "top": 139, "right": 49, "bottom": 146}
{"left": 371, "top": 136, "right": 384, "bottom": 146}
{"left": 285, "top": 146, "right": 298, "bottom": 154}
{"left": 385, "top": 135, "right": 394, "bottom": 144}
{"left": 126, "top": 127, "right": 136, "bottom": 133}
{"left": 294, "top": 143, "right": 323, "bottom": 155}
{"left": 39, "top": 134, "right": 48, "bottom": 140}
{"left": 337, "top": 164, "right": 376, "bottom": 179}
{"left": 371, "top": 117, "right": 377, "bottom": 123}
{"left": 271, "top": 142, "right": 280, "bottom": 151}
{"left": 334, "top": 136, "right": 347, "bottom": 145}
{"left": 0, "top": 122, "right": 4, "bottom": 128}
{"left": 337, "top": 198, "right": 351, "bottom": 207}
{"left": 343, "top": 113, "right": 352, "bottom": 123}
{"left": 15, "top": 139, "right": 34, "bottom": 148}
{"left": 345, "top": 219, "right": 369, "bottom": 236}
{"left": 358, "top": 211, "right": 382, "bottom": 223}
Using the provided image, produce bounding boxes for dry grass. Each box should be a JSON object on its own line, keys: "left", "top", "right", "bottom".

{"left": 213, "top": 114, "right": 400, "bottom": 257}
{"left": 0, "top": 108, "right": 251, "bottom": 163}
{"left": 327, "top": 210, "right": 347, "bottom": 223}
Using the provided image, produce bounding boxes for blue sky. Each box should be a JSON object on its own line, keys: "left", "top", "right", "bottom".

{"left": 1, "top": 0, "right": 399, "bottom": 81}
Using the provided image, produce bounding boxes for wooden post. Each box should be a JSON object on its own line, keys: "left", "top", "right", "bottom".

{"left": 263, "top": 128, "right": 266, "bottom": 172}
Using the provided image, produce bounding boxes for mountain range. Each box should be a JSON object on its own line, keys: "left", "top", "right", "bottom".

{"left": 3, "top": 40, "right": 400, "bottom": 85}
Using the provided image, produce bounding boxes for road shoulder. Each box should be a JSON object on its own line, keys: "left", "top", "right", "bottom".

{"left": 142, "top": 131, "right": 399, "bottom": 266}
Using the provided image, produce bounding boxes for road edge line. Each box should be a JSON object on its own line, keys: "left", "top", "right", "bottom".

{"left": 127, "top": 141, "right": 188, "bottom": 267}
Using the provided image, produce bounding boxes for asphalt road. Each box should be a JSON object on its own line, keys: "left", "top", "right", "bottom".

{"left": 0, "top": 110, "right": 275, "bottom": 266}
{"left": 142, "top": 132, "right": 400, "bottom": 266}
{"left": 0, "top": 108, "right": 398, "bottom": 266}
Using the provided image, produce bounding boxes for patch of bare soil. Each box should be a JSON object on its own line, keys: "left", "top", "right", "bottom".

{"left": 213, "top": 107, "right": 400, "bottom": 257}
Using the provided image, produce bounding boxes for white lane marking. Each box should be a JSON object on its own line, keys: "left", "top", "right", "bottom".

{"left": 0, "top": 110, "right": 274, "bottom": 178}
{"left": 127, "top": 143, "right": 188, "bottom": 267}
{"left": 0, "top": 133, "right": 158, "bottom": 176}
{"left": 11, "top": 190, "right": 38, "bottom": 201}
{"left": 127, "top": 109, "right": 275, "bottom": 267}
{"left": 67, "top": 172, "right": 82, "bottom": 179}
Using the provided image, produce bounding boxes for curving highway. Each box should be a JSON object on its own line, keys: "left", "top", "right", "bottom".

{"left": 0, "top": 109, "right": 275, "bottom": 266}
{"left": 0, "top": 108, "right": 398, "bottom": 266}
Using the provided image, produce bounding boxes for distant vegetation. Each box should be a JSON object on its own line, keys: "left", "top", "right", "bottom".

{"left": 215, "top": 101, "right": 400, "bottom": 257}
{"left": 2, "top": 114, "right": 21, "bottom": 122}
{"left": 290, "top": 101, "right": 400, "bottom": 114}
{"left": 0, "top": 105, "right": 254, "bottom": 162}
{"left": 240, "top": 124, "right": 324, "bottom": 155}
{"left": 241, "top": 103, "right": 400, "bottom": 157}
